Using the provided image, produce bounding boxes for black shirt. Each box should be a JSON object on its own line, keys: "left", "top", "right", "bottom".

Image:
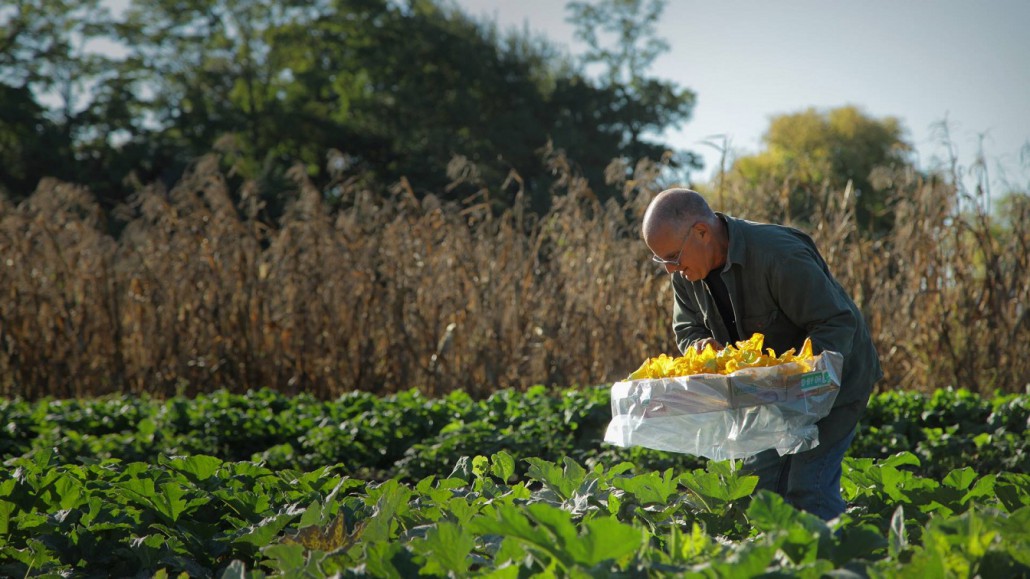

{"left": 703, "top": 269, "right": 740, "bottom": 344}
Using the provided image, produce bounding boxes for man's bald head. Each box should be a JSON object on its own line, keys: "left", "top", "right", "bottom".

{"left": 642, "top": 188, "right": 717, "bottom": 240}
{"left": 642, "top": 188, "right": 729, "bottom": 280}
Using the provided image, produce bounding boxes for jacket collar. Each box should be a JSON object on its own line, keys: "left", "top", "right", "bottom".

{"left": 716, "top": 212, "right": 746, "bottom": 271}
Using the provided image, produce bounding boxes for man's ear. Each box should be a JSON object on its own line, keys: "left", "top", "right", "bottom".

{"left": 694, "top": 221, "right": 709, "bottom": 240}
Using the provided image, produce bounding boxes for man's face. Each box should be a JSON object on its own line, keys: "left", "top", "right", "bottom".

{"left": 647, "top": 221, "right": 711, "bottom": 282}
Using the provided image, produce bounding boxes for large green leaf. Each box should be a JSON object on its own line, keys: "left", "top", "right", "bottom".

{"left": 363, "top": 540, "right": 419, "bottom": 579}
{"left": 576, "top": 517, "right": 643, "bottom": 566}
{"left": 943, "top": 467, "right": 978, "bottom": 491}
{"left": 525, "top": 457, "right": 587, "bottom": 501}
{"left": 612, "top": 469, "right": 678, "bottom": 505}
{"left": 163, "top": 455, "right": 223, "bottom": 483}
{"left": 962, "top": 475, "right": 997, "bottom": 506}
{"left": 746, "top": 490, "right": 830, "bottom": 565}
{"left": 680, "top": 470, "right": 757, "bottom": 505}
{"left": 155, "top": 482, "right": 188, "bottom": 523}
{"left": 833, "top": 524, "right": 888, "bottom": 566}
{"left": 691, "top": 538, "right": 781, "bottom": 577}
{"left": 470, "top": 503, "right": 561, "bottom": 566}
{"left": 235, "top": 506, "right": 305, "bottom": 548}
{"left": 261, "top": 543, "right": 308, "bottom": 574}
{"left": 362, "top": 480, "right": 412, "bottom": 543}
{"left": 882, "top": 452, "right": 921, "bottom": 469}
{"left": 490, "top": 451, "right": 516, "bottom": 483}
{"left": 52, "top": 475, "right": 85, "bottom": 511}
{"left": 995, "top": 474, "right": 1030, "bottom": 513}
{"left": 412, "top": 521, "right": 475, "bottom": 576}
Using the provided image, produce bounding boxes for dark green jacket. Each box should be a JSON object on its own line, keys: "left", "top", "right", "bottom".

{"left": 672, "top": 214, "right": 882, "bottom": 448}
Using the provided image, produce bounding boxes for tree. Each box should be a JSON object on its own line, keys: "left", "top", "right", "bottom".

{"left": 565, "top": 0, "right": 698, "bottom": 174}
{"left": 4, "top": 0, "right": 703, "bottom": 216}
{"left": 114, "top": 0, "right": 551, "bottom": 206}
{"left": 0, "top": 0, "right": 111, "bottom": 106}
{"left": 112, "top": 0, "right": 686, "bottom": 212}
{"left": 729, "top": 105, "right": 912, "bottom": 231}
{"left": 0, "top": 0, "right": 114, "bottom": 199}
{"left": 0, "top": 84, "right": 69, "bottom": 197}
{"left": 117, "top": 0, "right": 313, "bottom": 173}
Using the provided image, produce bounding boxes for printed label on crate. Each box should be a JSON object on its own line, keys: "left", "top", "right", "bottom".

{"left": 800, "top": 371, "right": 831, "bottom": 390}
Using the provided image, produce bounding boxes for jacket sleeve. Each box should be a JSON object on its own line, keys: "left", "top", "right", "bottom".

{"left": 671, "top": 274, "right": 714, "bottom": 354}
{"left": 767, "top": 245, "right": 858, "bottom": 358}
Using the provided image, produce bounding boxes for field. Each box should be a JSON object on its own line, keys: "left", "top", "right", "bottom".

{"left": 4, "top": 2, "right": 1029, "bottom": 574}
{"left": 1, "top": 387, "right": 1028, "bottom": 576}
{"left": 2, "top": 142, "right": 1028, "bottom": 576}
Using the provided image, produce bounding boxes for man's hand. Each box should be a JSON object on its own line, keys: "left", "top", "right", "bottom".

{"left": 691, "top": 337, "right": 723, "bottom": 353}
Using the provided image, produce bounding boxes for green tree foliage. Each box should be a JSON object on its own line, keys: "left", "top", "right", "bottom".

{"left": 0, "top": 84, "right": 69, "bottom": 196}
{"left": 566, "top": 0, "right": 698, "bottom": 173}
{"left": 729, "top": 105, "right": 912, "bottom": 231}
{"left": 0, "top": 0, "right": 110, "bottom": 105}
{"left": 113, "top": 0, "right": 333, "bottom": 215}
{"left": 0, "top": 0, "right": 699, "bottom": 216}
{"left": 0, "top": 0, "right": 115, "bottom": 199}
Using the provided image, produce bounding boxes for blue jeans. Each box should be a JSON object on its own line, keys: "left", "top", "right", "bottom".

{"left": 741, "top": 426, "right": 857, "bottom": 521}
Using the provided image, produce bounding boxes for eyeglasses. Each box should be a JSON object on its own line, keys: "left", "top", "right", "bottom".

{"left": 651, "top": 223, "right": 696, "bottom": 269}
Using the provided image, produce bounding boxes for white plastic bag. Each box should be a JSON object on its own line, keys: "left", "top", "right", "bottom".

{"left": 604, "top": 351, "right": 842, "bottom": 460}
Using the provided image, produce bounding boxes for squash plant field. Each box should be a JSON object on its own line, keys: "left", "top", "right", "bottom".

{"left": 1, "top": 387, "right": 1028, "bottom": 577}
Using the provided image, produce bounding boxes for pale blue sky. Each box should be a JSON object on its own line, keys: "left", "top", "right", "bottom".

{"left": 456, "top": 0, "right": 1030, "bottom": 194}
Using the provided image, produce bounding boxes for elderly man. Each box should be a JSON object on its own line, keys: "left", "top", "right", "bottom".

{"left": 642, "top": 188, "right": 882, "bottom": 521}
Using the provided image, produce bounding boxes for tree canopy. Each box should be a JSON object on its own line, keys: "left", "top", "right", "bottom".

{"left": 566, "top": 0, "right": 697, "bottom": 167}
{"left": 0, "top": 0, "right": 698, "bottom": 216}
{"left": 727, "top": 105, "right": 913, "bottom": 232}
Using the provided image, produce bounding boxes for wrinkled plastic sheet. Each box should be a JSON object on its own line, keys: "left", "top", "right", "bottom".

{"left": 604, "top": 351, "right": 843, "bottom": 460}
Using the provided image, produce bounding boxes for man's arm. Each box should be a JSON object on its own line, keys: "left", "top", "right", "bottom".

{"left": 768, "top": 247, "right": 858, "bottom": 357}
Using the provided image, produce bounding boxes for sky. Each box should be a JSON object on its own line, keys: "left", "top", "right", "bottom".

{"left": 455, "top": 0, "right": 1030, "bottom": 194}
